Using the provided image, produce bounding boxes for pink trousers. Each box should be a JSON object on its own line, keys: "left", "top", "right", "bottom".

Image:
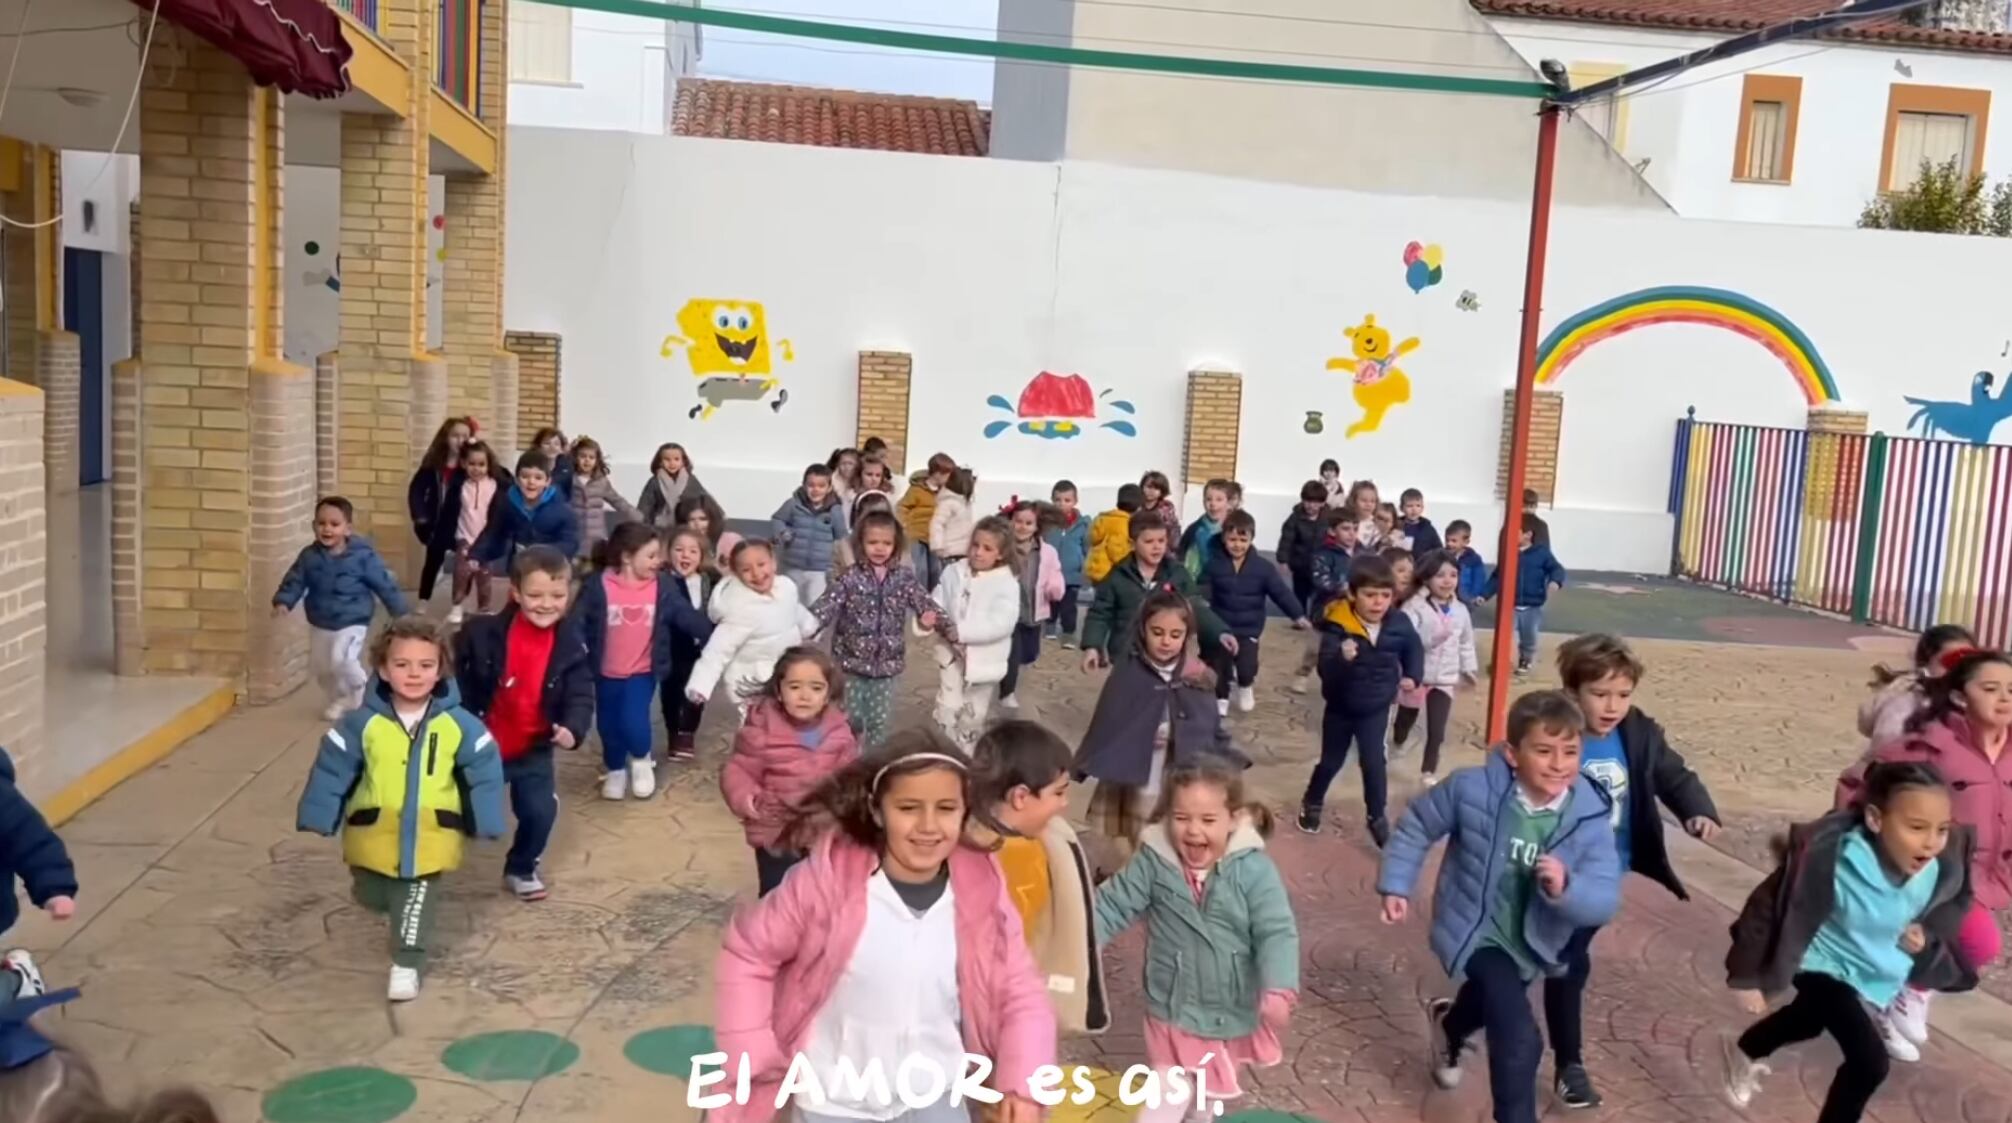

{"left": 1957, "top": 902, "right": 2003, "bottom": 971}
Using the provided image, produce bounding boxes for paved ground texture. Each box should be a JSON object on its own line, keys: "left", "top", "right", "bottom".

{"left": 17, "top": 578, "right": 2010, "bottom": 1123}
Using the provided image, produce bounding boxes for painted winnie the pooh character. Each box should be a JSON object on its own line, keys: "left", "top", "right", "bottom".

{"left": 1326, "top": 313, "right": 1419, "bottom": 438}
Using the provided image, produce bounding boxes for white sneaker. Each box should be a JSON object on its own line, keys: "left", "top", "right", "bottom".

{"left": 1877, "top": 1009, "right": 1921, "bottom": 1062}
{"left": 1235, "top": 685, "right": 1256, "bottom": 713}
{"left": 1422, "top": 772, "right": 1439, "bottom": 788}
{"left": 1000, "top": 693, "right": 1020, "bottom": 711}
{"left": 1426, "top": 997, "right": 1465, "bottom": 1090}
{"left": 387, "top": 965, "right": 420, "bottom": 1002}
{"left": 322, "top": 700, "right": 348, "bottom": 721}
{"left": 446, "top": 606, "right": 465, "bottom": 625}
{"left": 1216, "top": 698, "right": 1230, "bottom": 718}
{"left": 601, "top": 769, "right": 628, "bottom": 800}
{"left": 504, "top": 872, "right": 548, "bottom": 901}
{"left": 3, "top": 950, "right": 44, "bottom": 999}
{"left": 628, "top": 758, "right": 656, "bottom": 799}
{"left": 1889, "top": 987, "right": 1932, "bottom": 1045}
{"left": 1722, "top": 1039, "right": 1769, "bottom": 1108}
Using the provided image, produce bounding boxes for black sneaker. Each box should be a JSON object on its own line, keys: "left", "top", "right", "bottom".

{"left": 1514, "top": 661, "right": 1532, "bottom": 677}
{"left": 1556, "top": 1063, "right": 1602, "bottom": 1109}
{"left": 1296, "top": 807, "right": 1322, "bottom": 834}
{"left": 1368, "top": 817, "right": 1391, "bottom": 848}
{"left": 1426, "top": 997, "right": 1463, "bottom": 1090}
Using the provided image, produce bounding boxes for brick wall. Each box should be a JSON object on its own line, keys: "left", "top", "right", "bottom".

{"left": 135, "top": 35, "right": 259, "bottom": 677}
{"left": 0, "top": 381, "right": 46, "bottom": 771}
{"left": 247, "top": 361, "right": 313, "bottom": 703}
{"left": 37, "top": 331, "right": 79, "bottom": 495}
{"left": 489, "top": 351, "right": 520, "bottom": 457}
{"left": 1496, "top": 390, "right": 1563, "bottom": 504}
{"left": 442, "top": 176, "right": 503, "bottom": 421}
{"left": 315, "top": 351, "right": 339, "bottom": 497}
{"left": 0, "top": 147, "right": 36, "bottom": 383}
{"left": 110, "top": 360, "right": 143, "bottom": 676}
{"left": 1802, "top": 406, "right": 1869, "bottom": 522}
{"left": 505, "top": 331, "right": 559, "bottom": 441}
{"left": 856, "top": 351, "right": 912, "bottom": 473}
{"left": 1182, "top": 370, "right": 1242, "bottom": 486}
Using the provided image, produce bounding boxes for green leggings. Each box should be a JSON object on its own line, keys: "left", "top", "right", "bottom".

{"left": 845, "top": 674, "right": 897, "bottom": 751}
{"left": 351, "top": 868, "right": 440, "bottom": 971}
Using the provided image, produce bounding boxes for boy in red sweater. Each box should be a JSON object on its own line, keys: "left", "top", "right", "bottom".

{"left": 452, "top": 546, "right": 595, "bottom": 901}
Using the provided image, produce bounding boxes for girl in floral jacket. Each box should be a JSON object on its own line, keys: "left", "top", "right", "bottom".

{"left": 811, "top": 510, "right": 956, "bottom": 749}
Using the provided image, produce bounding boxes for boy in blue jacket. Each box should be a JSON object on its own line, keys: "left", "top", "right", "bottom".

{"left": 474, "top": 451, "right": 580, "bottom": 569}
{"left": 1200, "top": 510, "right": 1308, "bottom": 716}
{"left": 1484, "top": 514, "right": 1567, "bottom": 675}
{"left": 1444, "top": 519, "right": 1489, "bottom": 606}
{"left": 1399, "top": 488, "right": 1443, "bottom": 557}
{"left": 1177, "top": 478, "right": 1236, "bottom": 579}
{"left": 273, "top": 496, "right": 414, "bottom": 720}
{"left": 1045, "top": 480, "right": 1090, "bottom": 648}
{"left": 1298, "top": 555, "right": 1421, "bottom": 846}
{"left": 1376, "top": 690, "right": 1620, "bottom": 1123}
{"left": 0, "top": 749, "right": 77, "bottom": 1004}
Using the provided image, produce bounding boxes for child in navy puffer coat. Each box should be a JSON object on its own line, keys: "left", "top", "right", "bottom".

{"left": 771, "top": 463, "right": 848, "bottom": 608}
{"left": 1200, "top": 511, "right": 1307, "bottom": 715}
{"left": 273, "top": 497, "right": 413, "bottom": 719}
{"left": 1300, "top": 555, "right": 1420, "bottom": 847}
{"left": 0, "top": 748, "right": 78, "bottom": 1006}
{"left": 473, "top": 451, "right": 581, "bottom": 567}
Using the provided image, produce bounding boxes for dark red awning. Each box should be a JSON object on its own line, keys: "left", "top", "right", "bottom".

{"left": 132, "top": 0, "right": 353, "bottom": 99}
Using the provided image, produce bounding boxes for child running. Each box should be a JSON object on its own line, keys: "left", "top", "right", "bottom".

{"left": 711, "top": 732, "right": 1057, "bottom": 1123}
{"left": 1398, "top": 488, "right": 1442, "bottom": 556}
{"left": 1545, "top": 632, "right": 1720, "bottom": 1106}
{"left": 1299, "top": 555, "right": 1421, "bottom": 846}
{"left": 1860, "top": 624, "right": 1976, "bottom": 752}
{"left": 636, "top": 442, "right": 710, "bottom": 530}
{"left": 1344, "top": 480, "right": 1382, "bottom": 550}
{"left": 899, "top": 452, "right": 954, "bottom": 579}
{"left": 772, "top": 463, "right": 848, "bottom": 606}
{"left": 1046, "top": 480, "right": 1090, "bottom": 649}
{"left": 1176, "top": 479, "right": 1234, "bottom": 578}
{"left": 1076, "top": 591, "right": 1238, "bottom": 866}
{"left": 272, "top": 496, "right": 413, "bottom": 719}
{"left": 566, "top": 437, "right": 641, "bottom": 565}
{"left": 1377, "top": 690, "right": 1621, "bottom": 1123}
{"left": 472, "top": 451, "right": 581, "bottom": 569}
{"left": 930, "top": 516, "right": 1022, "bottom": 750}
{"left": 531, "top": 428, "right": 573, "bottom": 497}
{"left": 998, "top": 501, "right": 1065, "bottom": 712}
{"left": 1140, "top": 470, "right": 1178, "bottom": 528}
{"left": 661, "top": 527, "right": 716, "bottom": 762}
{"left": 1080, "top": 511, "right": 1229, "bottom": 673}
{"left": 719, "top": 647, "right": 859, "bottom": 896}
{"left": 1318, "top": 458, "right": 1345, "bottom": 507}
{"left": 1275, "top": 481, "right": 1329, "bottom": 611}
{"left": 811, "top": 510, "right": 953, "bottom": 749}
{"left": 408, "top": 416, "right": 473, "bottom": 606}
{"left": 1199, "top": 509, "right": 1308, "bottom": 716}
{"left": 0, "top": 745, "right": 77, "bottom": 1006}
{"left": 1485, "top": 514, "right": 1567, "bottom": 675}
{"left": 453, "top": 546, "right": 594, "bottom": 903}
{"left": 929, "top": 466, "right": 977, "bottom": 572}
{"left": 676, "top": 492, "right": 741, "bottom": 564}
{"left": 1095, "top": 759, "right": 1299, "bottom": 1123}
{"left": 441, "top": 440, "right": 510, "bottom": 624}
{"left": 1727, "top": 762, "right": 1973, "bottom": 1123}
{"left": 1838, "top": 647, "right": 2012, "bottom": 1060}
{"left": 826, "top": 447, "right": 863, "bottom": 512}
{"left": 1445, "top": 519, "right": 1489, "bottom": 607}
{"left": 1085, "top": 483, "right": 1143, "bottom": 586}
{"left": 298, "top": 616, "right": 506, "bottom": 1001}
{"left": 970, "top": 719, "right": 1111, "bottom": 1035}
{"left": 852, "top": 457, "right": 896, "bottom": 518}
{"left": 1291, "top": 510, "right": 1358, "bottom": 696}
{"left": 1394, "top": 550, "right": 1478, "bottom": 787}
{"left": 573, "top": 522, "right": 712, "bottom": 800}
{"left": 688, "top": 541, "right": 819, "bottom": 722}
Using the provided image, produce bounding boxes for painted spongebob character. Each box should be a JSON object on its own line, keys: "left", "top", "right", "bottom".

{"left": 1327, "top": 313, "right": 1419, "bottom": 438}
{"left": 660, "top": 299, "right": 795, "bottom": 421}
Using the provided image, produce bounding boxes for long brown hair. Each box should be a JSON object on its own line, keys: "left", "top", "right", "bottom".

{"left": 0, "top": 1043, "right": 221, "bottom": 1123}
{"left": 784, "top": 728, "right": 974, "bottom": 852}
{"left": 419, "top": 416, "right": 475, "bottom": 473}
{"left": 1149, "top": 757, "right": 1273, "bottom": 836}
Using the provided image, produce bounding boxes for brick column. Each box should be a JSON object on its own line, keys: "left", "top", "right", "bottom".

{"left": 36, "top": 331, "right": 80, "bottom": 495}
{"left": 0, "top": 146, "right": 37, "bottom": 383}
{"left": 247, "top": 360, "right": 313, "bottom": 703}
{"left": 0, "top": 380, "right": 46, "bottom": 769}
{"left": 1181, "top": 370, "right": 1241, "bottom": 487}
{"left": 441, "top": 178, "right": 503, "bottom": 420}
{"left": 315, "top": 351, "right": 339, "bottom": 497}
{"left": 1496, "top": 389, "right": 1564, "bottom": 504}
{"left": 856, "top": 351, "right": 912, "bottom": 473}
{"left": 489, "top": 351, "right": 520, "bottom": 457}
{"left": 1801, "top": 404, "right": 1870, "bottom": 529}
{"left": 504, "top": 330, "right": 559, "bottom": 443}
{"left": 110, "top": 360, "right": 144, "bottom": 676}
{"left": 136, "top": 34, "right": 258, "bottom": 677}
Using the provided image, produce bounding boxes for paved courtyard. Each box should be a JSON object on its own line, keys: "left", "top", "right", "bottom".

{"left": 15, "top": 577, "right": 2012, "bottom": 1123}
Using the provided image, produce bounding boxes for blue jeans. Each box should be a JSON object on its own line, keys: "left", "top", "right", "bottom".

{"left": 503, "top": 750, "right": 557, "bottom": 878}
{"left": 1302, "top": 706, "right": 1390, "bottom": 823}
{"left": 1514, "top": 605, "right": 1543, "bottom": 665}
{"left": 597, "top": 673, "right": 658, "bottom": 769}
{"left": 1444, "top": 946, "right": 1542, "bottom": 1123}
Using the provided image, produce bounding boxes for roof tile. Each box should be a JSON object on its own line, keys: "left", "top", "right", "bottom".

{"left": 670, "top": 78, "right": 990, "bottom": 157}
{"left": 1472, "top": 0, "right": 2012, "bottom": 55}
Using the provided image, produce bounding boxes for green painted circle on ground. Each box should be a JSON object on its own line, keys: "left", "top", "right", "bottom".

{"left": 262, "top": 1067, "right": 417, "bottom": 1123}
{"left": 1219, "top": 1112, "right": 1323, "bottom": 1123}
{"left": 440, "top": 1030, "right": 581, "bottom": 1081}
{"left": 624, "top": 1024, "right": 717, "bottom": 1080}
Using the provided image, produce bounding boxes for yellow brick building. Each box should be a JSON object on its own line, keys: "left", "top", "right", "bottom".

{"left": 0, "top": 0, "right": 515, "bottom": 808}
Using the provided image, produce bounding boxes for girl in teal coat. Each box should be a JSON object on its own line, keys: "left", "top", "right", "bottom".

{"left": 1095, "top": 759, "right": 1300, "bottom": 1122}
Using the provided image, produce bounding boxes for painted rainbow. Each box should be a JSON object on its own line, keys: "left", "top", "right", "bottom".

{"left": 1535, "top": 286, "right": 1841, "bottom": 406}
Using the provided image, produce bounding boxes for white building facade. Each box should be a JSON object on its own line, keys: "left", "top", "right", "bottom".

{"left": 508, "top": 0, "right": 702, "bottom": 133}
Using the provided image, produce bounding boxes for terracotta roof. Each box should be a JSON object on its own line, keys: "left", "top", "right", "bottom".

{"left": 1472, "top": 1, "right": 2012, "bottom": 55}
{"left": 670, "top": 79, "right": 990, "bottom": 157}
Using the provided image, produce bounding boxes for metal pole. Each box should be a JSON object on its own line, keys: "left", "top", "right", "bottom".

{"left": 1486, "top": 102, "right": 1562, "bottom": 745}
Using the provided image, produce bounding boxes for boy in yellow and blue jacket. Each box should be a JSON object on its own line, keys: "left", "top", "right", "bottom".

{"left": 297, "top": 616, "right": 507, "bottom": 1003}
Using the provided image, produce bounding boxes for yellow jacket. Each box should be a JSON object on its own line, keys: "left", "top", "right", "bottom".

{"left": 897, "top": 475, "right": 938, "bottom": 543}
{"left": 1084, "top": 508, "right": 1133, "bottom": 584}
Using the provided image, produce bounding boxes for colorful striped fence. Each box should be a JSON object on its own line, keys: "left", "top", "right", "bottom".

{"left": 1668, "top": 414, "right": 2012, "bottom": 647}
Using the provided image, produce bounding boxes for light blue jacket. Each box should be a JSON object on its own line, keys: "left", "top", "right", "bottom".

{"left": 1376, "top": 753, "right": 1620, "bottom": 979}
{"left": 272, "top": 535, "right": 410, "bottom": 631}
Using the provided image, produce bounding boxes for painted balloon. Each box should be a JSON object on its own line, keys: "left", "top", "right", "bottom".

{"left": 1405, "top": 259, "right": 1433, "bottom": 293}
{"left": 1401, "top": 241, "right": 1422, "bottom": 266}
{"left": 1421, "top": 244, "right": 1444, "bottom": 270}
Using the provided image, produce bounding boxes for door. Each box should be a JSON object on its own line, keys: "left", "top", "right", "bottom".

{"left": 63, "top": 247, "right": 106, "bottom": 485}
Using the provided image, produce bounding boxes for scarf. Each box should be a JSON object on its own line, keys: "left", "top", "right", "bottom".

{"left": 652, "top": 470, "right": 690, "bottom": 521}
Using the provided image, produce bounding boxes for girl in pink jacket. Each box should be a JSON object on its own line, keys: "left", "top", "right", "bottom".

{"left": 1858, "top": 624, "right": 1977, "bottom": 754}
{"left": 720, "top": 647, "right": 859, "bottom": 897}
{"left": 1838, "top": 648, "right": 2012, "bottom": 1060}
{"left": 712, "top": 733, "right": 1057, "bottom": 1123}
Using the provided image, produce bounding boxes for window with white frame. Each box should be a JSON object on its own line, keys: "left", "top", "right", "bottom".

{"left": 509, "top": 3, "right": 573, "bottom": 84}
{"left": 1889, "top": 110, "right": 1975, "bottom": 189}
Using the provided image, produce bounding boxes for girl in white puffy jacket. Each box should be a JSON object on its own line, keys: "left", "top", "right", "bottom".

{"left": 928, "top": 516, "right": 1021, "bottom": 750}
{"left": 687, "top": 540, "right": 818, "bottom": 721}
{"left": 1393, "top": 550, "right": 1478, "bottom": 787}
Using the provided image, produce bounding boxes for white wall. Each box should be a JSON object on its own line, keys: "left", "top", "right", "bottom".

{"left": 283, "top": 170, "right": 446, "bottom": 366}
{"left": 1491, "top": 19, "right": 2012, "bottom": 227}
{"left": 494, "top": 128, "right": 2012, "bottom": 574}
